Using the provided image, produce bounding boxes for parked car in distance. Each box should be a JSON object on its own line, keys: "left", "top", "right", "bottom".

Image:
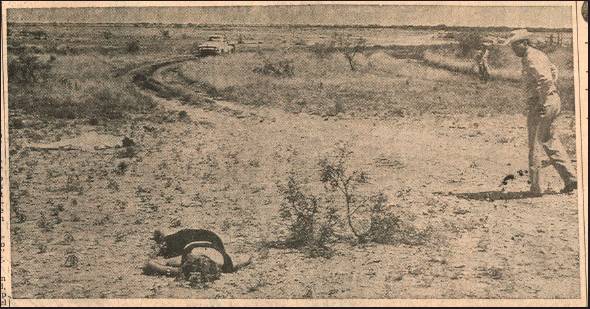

{"left": 197, "top": 35, "right": 235, "bottom": 56}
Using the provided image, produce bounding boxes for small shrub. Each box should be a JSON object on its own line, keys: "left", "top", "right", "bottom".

{"left": 36, "top": 243, "right": 48, "bottom": 254}
{"left": 88, "top": 118, "right": 99, "bottom": 125}
{"left": 63, "top": 232, "right": 75, "bottom": 243}
{"left": 9, "top": 118, "right": 25, "bottom": 130}
{"left": 122, "top": 137, "right": 136, "bottom": 147}
{"left": 114, "top": 232, "right": 126, "bottom": 243}
{"left": 8, "top": 51, "right": 53, "bottom": 84}
{"left": 117, "top": 146, "right": 138, "bottom": 158}
{"left": 64, "top": 175, "right": 84, "bottom": 194}
{"left": 102, "top": 30, "right": 113, "bottom": 39}
{"left": 64, "top": 254, "right": 79, "bottom": 267}
{"left": 335, "top": 34, "right": 367, "bottom": 71}
{"left": 37, "top": 212, "right": 53, "bottom": 231}
{"left": 28, "top": 30, "right": 48, "bottom": 40}
{"left": 49, "top": 204, "right": 64, "bottom": 225}
{"left": 319, "top": 146, "right": 370, "bottom": 241}
{"left": 366, "top": 193, "right": 401, "bottom": 244}
{"left": 310, "top": 41, "right": 336, "bottom": 59}
{"left": 94, "top": 215, "right": 112, "bottom": 226}
{"left": 11, "top": 203, "right": 26, "bottom": 223}
{"left": 14, "top": 211, "right": 27, "bottom": 223}
{"left": 319, "top": 146, "right": 406, "bottom": 244}
{"left": 115, "top": 161, "right": 129, "bottom": 174}
{"left": 107, "top": 178, "right": 120, "bottom": 191}
{"left": 253, "top": 55, "right": 295, "bottom": 77}
{"left": 178, "top": 110, "right": 190, "bottom": 121}
{"left": 457, "top": 32, "right": 483, "bottom": 58}
{"left": 277, "top": 174, "right": 337, "bottom": 257}
{"left": 126, "top": 40, "right": 140, "bottom": 54}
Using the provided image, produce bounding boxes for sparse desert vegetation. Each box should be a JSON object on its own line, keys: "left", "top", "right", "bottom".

{"left": 6, "top": 21, "right": 580, "bottom": 299}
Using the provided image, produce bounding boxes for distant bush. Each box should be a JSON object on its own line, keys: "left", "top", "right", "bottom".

{"left": 310, "top": 41, "right": 336, "bottom": 59}
{"left": 335, "top": 34, "right": 367, "bottom": 71}
{"left": 24, "top": 30, "right": 48, "bottom": 40}
{"left": 457, "top": 32, "right": 483, "bottom": 58}
{"left": 52, "top": 44, "right": 76, "bottom": 55}
{"left": 8, "top": 51, "right": 53, "bottom": 84}
{"left": 161, "top": 30, "right": 171, "bottom": 39}
{"left": 253, "top": 54, "right": 295, "bottom": 77}
{"left": 311, "top": 34, "right": 368, "bottom": 70}
{"left": 102, "top": 30, "right": 113, "bottom": 39}
{"left": 126, "top": 40, "right": 140, "bottom": 53}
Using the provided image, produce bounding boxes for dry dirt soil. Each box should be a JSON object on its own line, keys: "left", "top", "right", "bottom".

{"left": 8, "top": 58, "right": 582, "bottom": 299}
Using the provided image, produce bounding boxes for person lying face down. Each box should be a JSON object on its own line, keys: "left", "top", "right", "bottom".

{"left": 143, "top": 229, "right": 252, "bottom": 283}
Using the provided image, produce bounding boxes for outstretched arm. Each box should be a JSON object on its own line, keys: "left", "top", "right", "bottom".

{"left": 142, "top": 260, "right": 181, "bottom": 277}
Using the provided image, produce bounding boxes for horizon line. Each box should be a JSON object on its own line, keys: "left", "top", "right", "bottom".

{"left": 6, "top": 21, "right": 573, "bottom": 31}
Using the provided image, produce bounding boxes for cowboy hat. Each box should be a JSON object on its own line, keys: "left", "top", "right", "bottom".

{"left": 502, "top": 29, "right": 533, "bottom": 45}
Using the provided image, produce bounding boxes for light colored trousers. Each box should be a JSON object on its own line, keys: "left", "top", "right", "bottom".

{"left": 527, "top": 93, "right": 577, "bottom": 191}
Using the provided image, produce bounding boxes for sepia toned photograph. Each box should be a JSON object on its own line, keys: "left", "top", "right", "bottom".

{"left": 1, "top": 1, "right": 587, "bottom": 306}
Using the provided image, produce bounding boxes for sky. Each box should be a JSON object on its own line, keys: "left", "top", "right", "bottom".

{"left": 6, "top": 4, "right": 573, "bottom": 29}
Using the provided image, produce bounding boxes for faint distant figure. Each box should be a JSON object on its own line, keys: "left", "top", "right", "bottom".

{"left": 474, "top": 44, "right": 490, "bottom": 82}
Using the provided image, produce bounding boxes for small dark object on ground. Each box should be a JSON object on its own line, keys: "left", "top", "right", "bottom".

{"left": 115, "top": 161, "right": 129, "bottom": 174}
{"left": 179, "top": 110, "right": 188, "bottom": 118}
{"left": 516, "top": 169, "right": 528, "bottom": 177}
{"left": 500, "top": 174, "right": 515, "bottom": 186}
{"left": 88, "top": 118, "right": 99, "bottom": 126}
{"left": 122, "top": 137, "right": 135, "bottom": 147}
{"left": 64, "top": 254, "right": 79, "bottom": 267}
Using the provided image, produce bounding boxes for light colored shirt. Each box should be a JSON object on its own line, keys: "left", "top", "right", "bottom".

{"left": 521, "top": 47, "right": 558, "bottom": 103}
{"left": 189, "top": 247, "right": 225, "bottom": 266}
{"left": 476, "top": 49, "right": 489, "bottom": 66}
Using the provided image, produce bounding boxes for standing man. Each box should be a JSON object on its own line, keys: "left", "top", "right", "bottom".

{"left": 504, "top": 29, "right": 577, "bottom": 194}
{"left": 475, "top": 43, "right": 490, "bottom": 82}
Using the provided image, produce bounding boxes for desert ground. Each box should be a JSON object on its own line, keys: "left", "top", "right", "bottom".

{"left": 6, "top": 23, "right": 581, "bottom": 299}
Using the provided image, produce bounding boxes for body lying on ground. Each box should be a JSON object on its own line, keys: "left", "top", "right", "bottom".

{"left": 143, "top": 229, "right": 252, "bottom": 282}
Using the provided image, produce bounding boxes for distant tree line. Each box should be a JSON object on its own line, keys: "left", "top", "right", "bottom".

{"left": 8, "top": 22, "right": 573, "bottom": 33}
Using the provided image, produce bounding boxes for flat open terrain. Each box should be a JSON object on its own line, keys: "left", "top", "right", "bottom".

{"left": 7, "top": 23, "right": 581, "bottom": 299}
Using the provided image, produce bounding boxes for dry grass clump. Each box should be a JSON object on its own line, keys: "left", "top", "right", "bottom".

{"left": 8, "top": 52, "right": 156, "bottom": 120}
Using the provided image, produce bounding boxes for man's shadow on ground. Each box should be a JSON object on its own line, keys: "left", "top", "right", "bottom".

{"left": 445, "top": 190, "right": 560, "bottom": 201}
